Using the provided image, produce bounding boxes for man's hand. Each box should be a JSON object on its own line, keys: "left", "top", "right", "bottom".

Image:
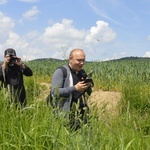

{"left": 2, "top": 57, "right": 9, "bottom": 70}
{"left": 14, "top": 57, "right": 26, "bottom": 69}
{"left": 75, "top": 81, "right": 91, "bottom": 92}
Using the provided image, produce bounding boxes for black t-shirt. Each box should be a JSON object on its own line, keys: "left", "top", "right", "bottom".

{"left": 5, "top": 64, "right": 23, "bottom": 88}
{"left": 69, "top": 66, "right": 87, "bottom": 105}
{"left": 0, "top": 63, "right": 32, "bottom": 104}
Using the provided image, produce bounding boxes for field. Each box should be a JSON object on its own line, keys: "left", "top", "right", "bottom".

{"left": 0, "top": 57, "right": 150, "bottom": 150}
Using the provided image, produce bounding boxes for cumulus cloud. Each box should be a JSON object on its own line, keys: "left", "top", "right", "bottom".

{"left": 37, "top": 19, "right": 116, "bottom": 60}
{"left": 0, "top": 11, "right": 14, "bottom": 39}
{"left": 5, "top": 31, "right": 28, "bottom": 49}
{"left": 0, "top": 18, "right": 116, "bottom": 60}
{"left": 42, "top": 19, "right": 85, "bottom": 45}
{"left": 21, "top": 6, "right": 40, "bottom": 22}
{"left": 42, "top": 19, "right": 116, "bottom": 48}
{"left": 143, "top": 51, "right": 150, "bottom": 57}
{"left": 85, "top": 20, "right": 116, "bottom": 44}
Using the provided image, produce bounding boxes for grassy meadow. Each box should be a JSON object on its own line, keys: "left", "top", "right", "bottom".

{"left": 0, "top": 57, "right": 150, "bottom": 150}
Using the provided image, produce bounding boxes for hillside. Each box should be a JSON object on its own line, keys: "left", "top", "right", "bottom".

{"left": 35, "top": 56, "right": 149, "bottom": 118}
{"left": 30, "top": 56, "right": 150, "bottom": 63}
{"left": 113, "top": 56, "right": 150, "bottom": 61}
{"left": 0, "top": 56, "right": 149, "bottom": 64}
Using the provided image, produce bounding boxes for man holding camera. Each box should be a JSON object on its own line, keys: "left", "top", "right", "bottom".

{"left": 0, "top": 48, "right": 33, "bottom": 107}
{"left": 51, "top": 48, "right": 93, "bottom": 130}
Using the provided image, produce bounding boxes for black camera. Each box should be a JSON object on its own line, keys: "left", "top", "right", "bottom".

{"left": 84, "top": 78, "right": 92, "bottom": 83}
{"left": 9, "top": 56, "right": 18, "bottom": 63}
{"left": 84, "top": 70, "right": 94, "bottom": 87}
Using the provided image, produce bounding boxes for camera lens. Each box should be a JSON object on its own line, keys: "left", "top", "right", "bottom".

{"left": 10, "top": 56, "right": 17, "bottom": 63}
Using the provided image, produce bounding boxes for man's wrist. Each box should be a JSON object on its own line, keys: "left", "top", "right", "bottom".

{"left": 20, "top": 63, "right": 26, "bottom": 69}
{"left": 2, "top": 63, "right": 7, "bottom": 70}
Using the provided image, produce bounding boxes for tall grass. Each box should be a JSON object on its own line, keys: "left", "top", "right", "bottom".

{"left": 0, "top": 58, "right": 150, "bottom": 149}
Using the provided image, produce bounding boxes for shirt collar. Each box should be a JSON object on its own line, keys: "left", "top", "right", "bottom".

{"left": 68, "top": 65, "right": 79, "bottom": 74}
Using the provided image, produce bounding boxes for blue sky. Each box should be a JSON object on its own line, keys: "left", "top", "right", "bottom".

{"left": 0, "top": 0, "right": 150, "bottom": 61}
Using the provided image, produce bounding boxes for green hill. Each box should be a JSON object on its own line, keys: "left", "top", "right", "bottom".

{"left": 30, "top": 56, "right": 150, "bottom": 63}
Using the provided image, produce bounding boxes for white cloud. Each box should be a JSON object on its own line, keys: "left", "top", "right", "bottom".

{"left": 0, "top": 11, "right": 14, "bottom": 39}
{"left": 85, "top": 21, "right": 116, "bottom": 44}
{"left": 42, "top": 19, "right": 116, "bottom": 47}
{"left": 5, "top": 31, "right": 28, "bottom": 49}
{"left": 143, "top": 51, "right": 150, "bottom": 57}
{"left": 110, "top": 52, "right": 127, "bottom": 60}
{"left": 0, "top": 18, "right": 116, "bottom": 61}
{"left": 22, "top": 6, "right": 40, "bottom": 21}
{"left": 42, "top": 19, "right": 85, "bottom": 45}
{"left": 0, "top": 0, "right": 7, "bottom": 5}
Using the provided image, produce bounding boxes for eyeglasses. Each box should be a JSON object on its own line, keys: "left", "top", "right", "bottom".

{"left": 76, "top": 59, "right": 85, "bottom": 63}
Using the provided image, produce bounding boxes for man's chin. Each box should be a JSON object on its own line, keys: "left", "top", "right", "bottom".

{"left": 78, "top": 67, "right": 82, "bottom": 70}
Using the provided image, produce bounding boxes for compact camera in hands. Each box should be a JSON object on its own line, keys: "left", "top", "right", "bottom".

{"left": 9, "top": 56, "right": 18, "bottom": 63}
{"left": 87, "top": 70, "right": 94, "bottom": 78}
{"left": 84, "top": 70, "right": 94, "bottom": 86}
{"left": 84, "top": 78, "right": 92, "bottom": 83}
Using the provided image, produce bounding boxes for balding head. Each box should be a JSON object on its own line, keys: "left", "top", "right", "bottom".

{"left": 69, "top": 48, "right": 85, "bottom": 59}
{"left": 69, "top": 48, "right": 86, "bottom": 72}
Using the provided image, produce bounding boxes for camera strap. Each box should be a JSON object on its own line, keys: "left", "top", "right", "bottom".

{"left": 2, "top": 66, "right": 6, "bottom": 87}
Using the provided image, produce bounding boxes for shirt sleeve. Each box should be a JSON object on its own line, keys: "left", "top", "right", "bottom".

{"left": 22, "top": 65, "right": 33, "bottom": 76}
{"left": 51, "top": 68, "right": 76, "bottom": 98}
{"left": 0, "top": 65, "right": 4, "bottom": 81}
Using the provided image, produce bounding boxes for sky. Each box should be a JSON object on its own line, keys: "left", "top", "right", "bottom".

{"left": 0, "top": 0, "right": 150, "bottom": 61}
